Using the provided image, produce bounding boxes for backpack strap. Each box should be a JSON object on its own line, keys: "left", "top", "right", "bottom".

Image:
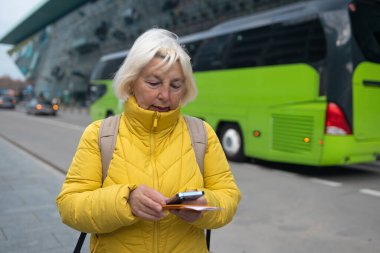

{"left": 183, "top": 115, "right": 211, "bottom": 250}
{"left": 98, "top": 115, "right": 121, "bottom": 183}
{"left": 98, "top": 115, "right": 207, "bottom": 181}
{"left": 183, "top": 115, "right": 208, "bottom": 175}
{"left": 74, "top": 115, "right": 120, "bottom": 253}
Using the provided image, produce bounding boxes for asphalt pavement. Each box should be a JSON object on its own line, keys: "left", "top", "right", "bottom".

{"left": 1, "top": 106, "right": 380, "bottom": 253}
{"left": 0, "top": 133, "right": 89, "bottom": 253}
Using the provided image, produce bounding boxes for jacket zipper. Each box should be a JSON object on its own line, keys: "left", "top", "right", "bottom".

{"left": 151, "top": 111, "right": 159, "bottom": 253}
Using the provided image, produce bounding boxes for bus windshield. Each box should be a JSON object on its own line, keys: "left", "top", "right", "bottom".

{"left": 89, "top": 55, "right": 126, "bottom": 119}
{"left": 91, "top": 57, "right": 125, "bottom": 81}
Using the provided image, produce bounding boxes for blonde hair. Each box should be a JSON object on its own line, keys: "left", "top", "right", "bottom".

{"left": 112, "top": 28, "right": 197, "bottom": 106}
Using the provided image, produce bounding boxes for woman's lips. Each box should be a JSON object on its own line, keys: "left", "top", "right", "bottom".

{"left": 150, "top": 105, "right": 170, "bottom": 112}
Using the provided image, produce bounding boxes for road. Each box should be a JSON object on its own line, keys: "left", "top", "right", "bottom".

{"left": 1, "top": 108, "right": 379, "bottom": 253}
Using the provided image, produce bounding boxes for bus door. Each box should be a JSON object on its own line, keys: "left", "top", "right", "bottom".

{"left": 350, "top": 1, "right": 380, "bottom": 140}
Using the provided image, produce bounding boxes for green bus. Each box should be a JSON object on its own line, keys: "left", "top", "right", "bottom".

{"left": 89, "top": 51, "right": 127, "bottom": 118}
{"left": 89, "top": 0, "right": 380, "bottom": 166}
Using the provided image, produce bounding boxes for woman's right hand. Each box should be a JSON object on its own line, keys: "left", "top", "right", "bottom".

{"left": 128, "top": 184, "right": 168, "bottom": 221}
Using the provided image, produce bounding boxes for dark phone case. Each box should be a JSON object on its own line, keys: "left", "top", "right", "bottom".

{"left": 167, "top": 191, "right": 204, "bottom": 204}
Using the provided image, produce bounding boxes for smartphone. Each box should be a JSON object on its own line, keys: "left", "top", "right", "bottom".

{"left": 167, "top": 191, "right": 204, "bottom": 205}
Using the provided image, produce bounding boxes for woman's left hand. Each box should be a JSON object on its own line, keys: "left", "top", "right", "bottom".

{"left": 170, "top": 196, "right": 207, "bottom": 222}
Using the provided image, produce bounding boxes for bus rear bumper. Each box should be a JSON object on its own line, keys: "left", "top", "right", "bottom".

{"left": 319, "top": 135, "right": 380, "bottom": 166}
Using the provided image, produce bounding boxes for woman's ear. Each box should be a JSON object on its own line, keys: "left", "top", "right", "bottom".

{"left": 128, "top": 82, "right": 135, "bottom": 96}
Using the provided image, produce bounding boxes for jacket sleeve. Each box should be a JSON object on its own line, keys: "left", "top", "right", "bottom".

{"left": 56, "top": 121, "right": 138, "bottom": 234}
{"left": 192, "top": 122, "right": 241, "bottom": 229}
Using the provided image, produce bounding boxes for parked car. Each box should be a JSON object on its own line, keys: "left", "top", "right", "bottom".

{"left": 26, "top": 98, "right": 59, "bottom": 115}
{"left": 0, "top": 95, "right": 16, "bottom": 109}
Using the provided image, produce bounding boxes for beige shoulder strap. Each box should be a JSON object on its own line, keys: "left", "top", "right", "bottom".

{"left": 98, "top": 115, "right": 121, "bottom": 183}
{"left": 183, "top": 115, "right": 208, "bottom": 175}
{"left": 98, "top": 115, "right": 207, "bottom": 183}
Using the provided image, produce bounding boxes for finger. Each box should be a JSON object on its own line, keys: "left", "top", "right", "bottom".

{"left": 138, "top": 184, "right": 168, "bottom": 206}
{"left": 135, "top": 210, "right": 164, "bottom": 221}
{"left": 132, "top": 202, "right": 165, "bottom": 220}
{"left": 171, "top": 209, "right": 202, "bottom": 222}
{"left": 140, "top": 194, "right": 165, "bottom": 213}
{"left": 133, "top": 195, "right": 164, "bottom": 217}
{"left": 129, "top": 191, "right": 163, "bottom": 219}
{"left": 132, "top": 185, "right": 165, "bottom": 211}
{"left": 144, "top": 189, "right": 168, "bottom": 206}
{"left": 182, "top": 196, "right": 207, "bottom": 205}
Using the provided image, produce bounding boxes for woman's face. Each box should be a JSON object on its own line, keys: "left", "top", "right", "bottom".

{"left": 133, "top": 57, "right": 186, "bottom": 112}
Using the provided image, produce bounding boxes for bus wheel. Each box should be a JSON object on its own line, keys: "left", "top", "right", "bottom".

{"left": 105, "top": 110, "right": 114, "bottom": 118}
{"left": 219, "top": 124, "right": 245, "bottom": 162}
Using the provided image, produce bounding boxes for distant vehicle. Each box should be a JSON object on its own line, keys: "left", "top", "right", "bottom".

{"left": 26, "top": 98, "right": 59, "bottom": 116}
{"left": 0, "top": 96, "right": 16, "bottom": 109}
{"left": 89, "top": 50, "right": 126, "bottom": 119}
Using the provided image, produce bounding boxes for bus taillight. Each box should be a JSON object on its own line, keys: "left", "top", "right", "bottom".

{"left": 325, "top": 103, "right": 352, "bottom": 135}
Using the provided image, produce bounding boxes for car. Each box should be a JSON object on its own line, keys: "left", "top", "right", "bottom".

{"left": 26, "top": 98, "right": 59, "bottom": 115}
{"left": 0, "top": 96, "right": 16, "bottom": 109}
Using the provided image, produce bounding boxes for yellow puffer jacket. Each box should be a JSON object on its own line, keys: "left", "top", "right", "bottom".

{"left": 56, "top": 97, "right": 241, "bottom": 253}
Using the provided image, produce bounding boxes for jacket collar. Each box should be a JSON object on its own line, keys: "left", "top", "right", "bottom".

{"left": 123, "top": 96, "right": 180, "bottom": 132}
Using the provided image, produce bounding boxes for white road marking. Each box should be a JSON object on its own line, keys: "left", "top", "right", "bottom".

{"left": 0, "top": 136, "right": 65, "bottom": 178}
{"left": 2, "top": 110, "right": 85, "bottom": 131}
{"left": 310, "top": 178, "right": 342, "bottom": 187}
{"left": 359, "top": 189, "right": 380, "bottom": 198}
{"left": 28, "top": 116, "right": 86, "bottom": 131}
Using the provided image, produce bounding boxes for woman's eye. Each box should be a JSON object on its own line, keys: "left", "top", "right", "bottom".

{"left": 147, "top": 81, "right": 160, "bottom": 86}
{"left": 171, "top": 83, "right": 183, "bottom": 90}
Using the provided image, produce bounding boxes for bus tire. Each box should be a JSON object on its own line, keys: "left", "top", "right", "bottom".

{"left": 105, "top": 110, "right": 114, "bottom": 118}
{"left": 218, "top": 124, "right": 245, "bottom": 162}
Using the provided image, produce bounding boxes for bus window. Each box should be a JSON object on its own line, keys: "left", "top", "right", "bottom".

{"left": 91, "top": 57, "right": 125, "bottom": 81}
{"left": 349, "top": 1, "right": 380, "bottom": 63}
{"left": 90, "top": 84, "right": 106, "bottom": 102}
{"left": 228, "top": 18, "right": 327, "bottom": 69}
{"left": 268, "top": 18, "right": 326, "bottom": 65}
{"left": 228, "top": 26, "right": 270, "bottom": 68}
{"left": 193, "top": 34, "right": 230, "bottom": 71}
{"left": 183, "top": 41, "right": 202, "bottom": 58}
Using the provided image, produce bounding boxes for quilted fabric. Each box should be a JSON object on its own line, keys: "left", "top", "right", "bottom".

{"left": 56, "top": 97, "right": 241, "bottom": 253}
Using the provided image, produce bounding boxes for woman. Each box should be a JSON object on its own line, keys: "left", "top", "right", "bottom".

{"left": 56, "top": 28, "right": 241, "bottom": 253}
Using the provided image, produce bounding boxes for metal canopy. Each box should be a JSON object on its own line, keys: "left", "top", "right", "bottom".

{"left": 0, "top": 0, "right": 90, "bottom": 44}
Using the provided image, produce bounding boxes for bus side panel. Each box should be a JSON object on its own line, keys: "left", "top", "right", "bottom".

{"left": 353, "top": 62, "right": 380, "bottom": 140}
{"left": 183, "top": 64, "right": 324, "bottom": 165}
{"left": 255, "top": 102, "right": 326, "bottom": 165}
{"left": 90, "top": 80, "right": 122, "bottom": 121}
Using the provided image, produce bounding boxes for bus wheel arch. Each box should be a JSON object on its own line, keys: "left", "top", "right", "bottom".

{"left": 217, "top": 122, "right": 246, "bottom": 162}
{"left": 105, "top": 110, "right": 114, "bottom": 118}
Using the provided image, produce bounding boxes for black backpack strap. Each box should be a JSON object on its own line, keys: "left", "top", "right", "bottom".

{"left": 206, "top": 229, "right": 211, "bottom": 251}
{"left": 73, "top": 232, "right": 87, "bottom": 253}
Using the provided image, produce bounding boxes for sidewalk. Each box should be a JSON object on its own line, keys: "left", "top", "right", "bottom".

{"left": 0, "top": 137, "right": 89, "bottom": 253}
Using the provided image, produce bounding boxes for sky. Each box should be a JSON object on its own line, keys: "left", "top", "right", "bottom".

{"left": 0, "top": 0, "right": 44, "bottom": 80}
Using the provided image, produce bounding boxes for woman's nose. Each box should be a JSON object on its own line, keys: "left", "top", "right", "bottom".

{"left": 158, "top": 86, "right": 170, "bottom": 100}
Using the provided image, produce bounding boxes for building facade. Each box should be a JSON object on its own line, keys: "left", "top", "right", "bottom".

{"left": 2, "top": 0, "right": 305, "bottom": 105}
